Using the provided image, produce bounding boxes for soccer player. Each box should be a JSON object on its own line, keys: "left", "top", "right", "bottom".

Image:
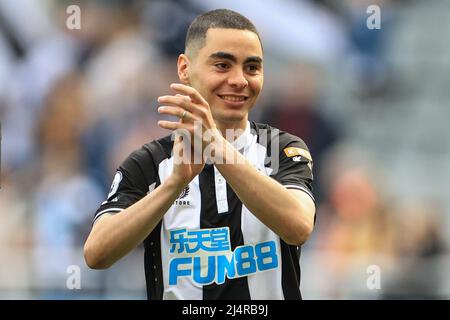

{"left": 84, "top": 9, "right": 316, "bottom": 300}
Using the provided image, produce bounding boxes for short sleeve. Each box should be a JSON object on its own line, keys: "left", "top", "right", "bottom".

{"left": 271, "top": 134, "right": 314, "bottom": 203}
{"left": 93, "top": 146, "right": 157, "bottom": 224}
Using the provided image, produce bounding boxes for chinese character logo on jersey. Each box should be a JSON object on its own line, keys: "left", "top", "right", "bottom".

{"left": 168, "top": 227, "right": 279, "bottom": 286}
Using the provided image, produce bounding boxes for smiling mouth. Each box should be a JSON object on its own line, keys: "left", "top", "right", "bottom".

{"left": 218, "top": 95, "right": 248, "bottom": 102}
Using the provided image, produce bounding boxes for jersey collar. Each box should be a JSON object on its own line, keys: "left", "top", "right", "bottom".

{"left": 230, "top": 121, "right": 253, "bottom": 153}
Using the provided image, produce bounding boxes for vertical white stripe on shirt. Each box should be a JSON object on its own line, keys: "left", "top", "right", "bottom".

{"left": 158, "top": 157, "right": 203, "bottom": 300}
{"left": 214, "top": 166, "right": 228, "bottom": 214}
{"left": 240, "top": 139, "right": 284, "bottom": 300}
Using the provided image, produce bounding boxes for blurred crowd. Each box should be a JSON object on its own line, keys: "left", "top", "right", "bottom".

{"left": 0, "top": 0, "right": 448, "bottom": 299}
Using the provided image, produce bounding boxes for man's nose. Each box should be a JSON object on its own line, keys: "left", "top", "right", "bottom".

{"left": 227, "top": 69, "right": 248, "bottom": 89}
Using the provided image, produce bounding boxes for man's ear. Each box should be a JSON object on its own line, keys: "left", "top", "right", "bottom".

{"left": 177, "top": 54, "right": 190, "bottom": 84}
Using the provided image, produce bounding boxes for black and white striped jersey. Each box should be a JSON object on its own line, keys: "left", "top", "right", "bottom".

{"left": 93, "top": 121, "right": 314, "bottom": 300}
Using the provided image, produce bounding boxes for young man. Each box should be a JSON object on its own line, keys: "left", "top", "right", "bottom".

{"left": 84, "top": 9, "right": 316, "bottom": 300}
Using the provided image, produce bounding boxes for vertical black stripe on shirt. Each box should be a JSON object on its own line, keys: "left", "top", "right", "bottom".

{"left": 280, "top": 240, "right": 302, "bottom": 300}
{"left": 199, "top": 164, "right": 250, "bottom": 300}
{"left": 142, "top": 140, "right": 167, "bottom": 300}
{"left": 144, "top": 221, "right": 164, "bottom": 300}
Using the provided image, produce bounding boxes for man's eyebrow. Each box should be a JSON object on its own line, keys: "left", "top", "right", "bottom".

{"left": 208, "top": 52, "right": 263, "bottom": 65}
{"left": 208, "top": 52, "right": 237, "bottom": 62}
{"left": 244, "top": 56, "right": 263, "bottom": 65}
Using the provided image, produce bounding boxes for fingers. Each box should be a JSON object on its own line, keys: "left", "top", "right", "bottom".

{"left": 157, "top": 120, "right": 192, "bottom": 131}
{"left": 157, "top": 83, "right": 213, "bottom": 132}
{"left": 157, "top": 83, "right": 209, "bottom": 116}
{"left": 157, "top": 95, "right": 194, "bottom": 113}
{"left": 158, "top": 106, "right": 192, "bottom": 121}
{"left": 170, "top": 83, "right": 208, "bottom": 106}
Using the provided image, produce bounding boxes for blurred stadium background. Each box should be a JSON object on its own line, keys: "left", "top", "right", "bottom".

{"left": 0, "top": 0, "right": 448, "bottom": 299}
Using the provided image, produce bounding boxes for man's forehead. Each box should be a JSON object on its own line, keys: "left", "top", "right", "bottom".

{"left": 201, "top": 28, "right": 263, "bottom": 57}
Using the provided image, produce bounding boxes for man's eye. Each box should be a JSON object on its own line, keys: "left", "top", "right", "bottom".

{"left": 215, "top": 63, "right": 229, "bottom": 70}
{"left": 246, "top": 65, "right": 260, "bottom": 73}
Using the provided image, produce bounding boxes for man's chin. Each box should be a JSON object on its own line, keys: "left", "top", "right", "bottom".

{"left": 214, "top": 110, "right": 248, "bottom": 125}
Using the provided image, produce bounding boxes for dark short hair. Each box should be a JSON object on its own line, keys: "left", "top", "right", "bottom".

{"left": 185, "top": 9, "right": 262, "bottom": 57}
